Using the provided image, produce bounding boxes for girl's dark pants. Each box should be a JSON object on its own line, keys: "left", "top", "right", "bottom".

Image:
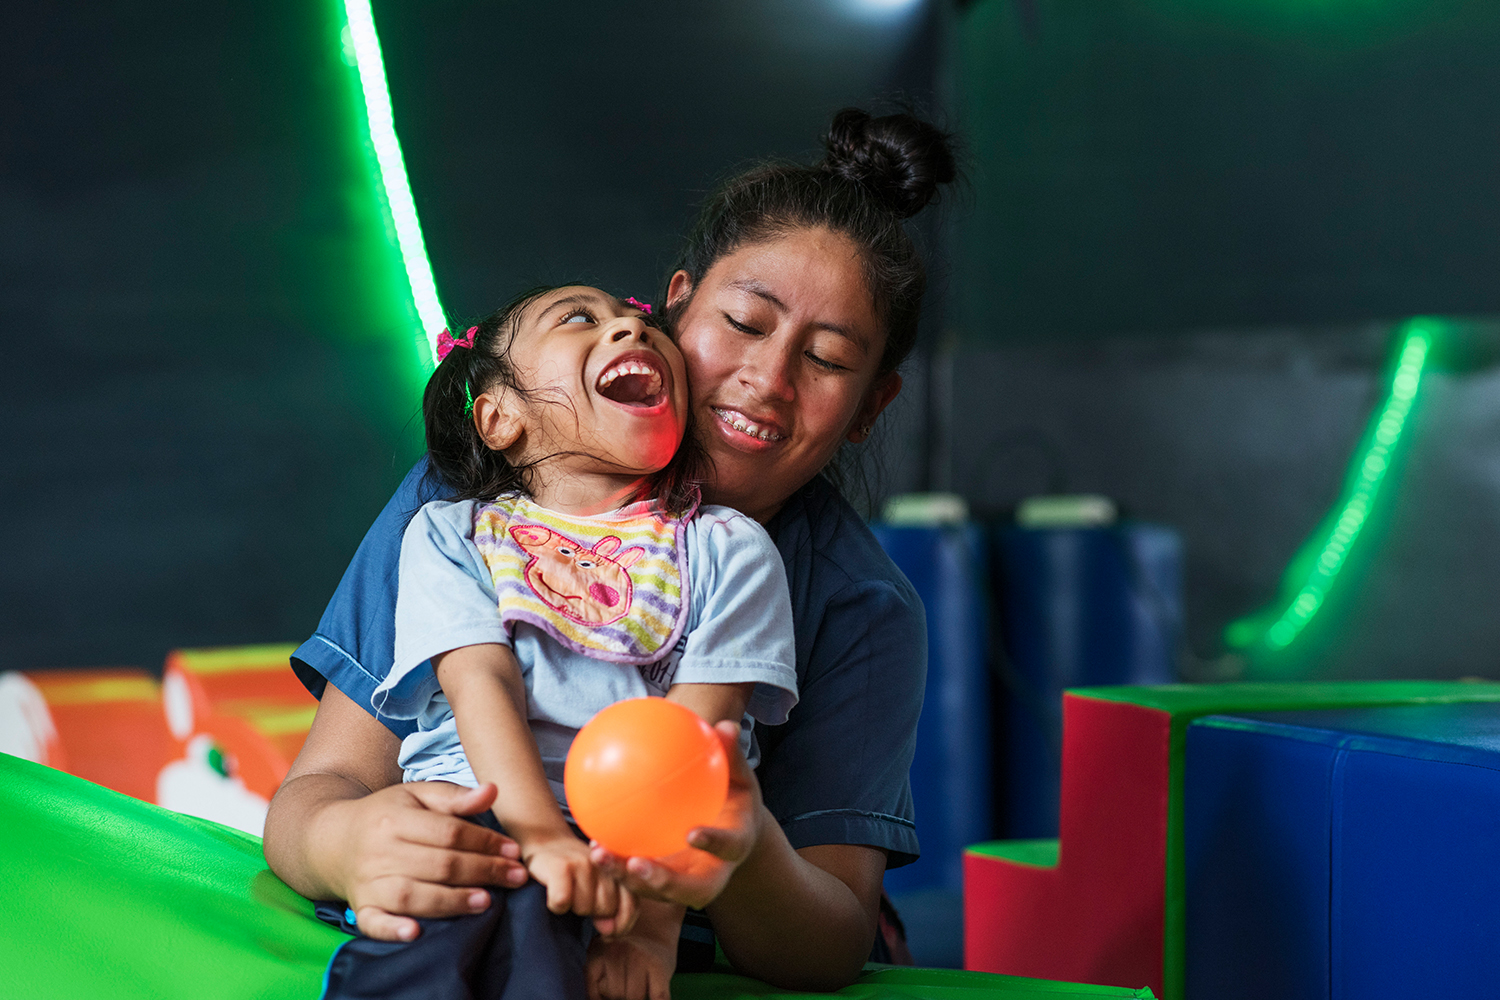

{"left": 315, "top": 814, "right": 589, "bottom": 1000}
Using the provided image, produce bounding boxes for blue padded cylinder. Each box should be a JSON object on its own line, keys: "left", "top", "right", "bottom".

{"left": 993, "top": 523, "right": 1181, "bottom": 837}
{"left": 870, "top": 523, "right": 993, "bottom": 894}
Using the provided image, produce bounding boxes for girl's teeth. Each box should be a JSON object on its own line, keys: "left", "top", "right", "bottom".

{"left": 597, "top": 363, "right": 662, "bottom": 393}
{"left": 714, "top": 407, "right": 783, "bottom": 442}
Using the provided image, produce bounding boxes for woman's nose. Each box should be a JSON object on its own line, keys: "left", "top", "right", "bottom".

{"left": 739, "top": 341, "right": 796, "bottom": 402}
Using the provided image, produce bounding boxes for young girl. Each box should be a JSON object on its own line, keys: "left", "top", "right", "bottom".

{"left": 319, "top": 286, "right": 799, "bottom": 1000}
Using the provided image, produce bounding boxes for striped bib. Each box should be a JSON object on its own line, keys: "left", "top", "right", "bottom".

{"left": 472, "top": 493, "right": 695, "bottom": 665}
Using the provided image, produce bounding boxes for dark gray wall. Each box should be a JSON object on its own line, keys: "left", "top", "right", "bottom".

{"left": 926, "top": 0, "right": 1500, "bottom": 678}
{"left": 0, "top": 0, "right": 938, "bottom": 671}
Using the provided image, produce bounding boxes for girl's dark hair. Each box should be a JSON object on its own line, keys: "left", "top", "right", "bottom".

{"left": 423, "top": 285, "right": 706, "bottom": 514}
{"left": 666, "top": 107, "right": 958, "bottom": 379}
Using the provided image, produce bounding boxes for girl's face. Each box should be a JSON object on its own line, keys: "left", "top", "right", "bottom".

{"left": 480, "top": 286, "right": 689, "bottom": 508}
{"left": 668, "top": 226, "right": 902, "bottom": 523}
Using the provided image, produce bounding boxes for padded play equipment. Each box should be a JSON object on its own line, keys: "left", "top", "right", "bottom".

{"left": 992, "top": 524, "right": 1181, "bottom": 838}
{"left": 162, "top": 643, "right": 316, "bottom": 788}
{"left": 3, "top": 646, "right": 315, "bottom": 837}
{"left": 963, "top": 681, "right": 1500, "bottom": 1000}
{"left": 1185, "top": 702, "right": 1500, "bottom": 1000}
{"left": 20, "top": 668, "right": 179, "bottom": 801}
{"left": 871, "top": 523, "right": 993, "bottom": 895}
{"left": 0, "top": 751, "right": 1155, "bottom": 999}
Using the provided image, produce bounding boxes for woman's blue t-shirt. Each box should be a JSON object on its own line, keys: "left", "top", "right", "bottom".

{"left": 292, "top": 461, "right": 926, "bottom": 867}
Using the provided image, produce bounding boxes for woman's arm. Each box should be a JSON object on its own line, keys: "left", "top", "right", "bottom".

{"left": 262, "top": 684, "right": 528, "bottom": 942}
{"left": 712, "top": 833, "right": 886, "bottom": 988}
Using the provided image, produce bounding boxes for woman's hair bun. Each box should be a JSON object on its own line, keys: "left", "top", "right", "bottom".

{"left": 821, "top": 107, "right": 957, "bottom": 219}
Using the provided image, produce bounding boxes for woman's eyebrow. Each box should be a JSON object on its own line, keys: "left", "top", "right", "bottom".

{"left": 729, "top": 278, "right": 865, "bottom": 351}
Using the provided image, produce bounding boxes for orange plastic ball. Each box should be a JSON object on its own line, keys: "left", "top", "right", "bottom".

{"left": 564, "top": 697, "right": 729, "bottom": 858}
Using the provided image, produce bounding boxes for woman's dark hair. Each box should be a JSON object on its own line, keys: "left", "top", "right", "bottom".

{"left": 423, "top": 285, "right": 706, "bottom": 514}
{"left": 665, "top": 107, "right": 958, "bottom": 379}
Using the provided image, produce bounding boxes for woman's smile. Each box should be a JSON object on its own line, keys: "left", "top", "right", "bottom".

{"left": 709, "top": 406, "right": 787, "bottom": 445}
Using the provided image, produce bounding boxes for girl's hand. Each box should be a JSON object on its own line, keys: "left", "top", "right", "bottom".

{"left": 524, "top": 835, "right": 636, "bottom": 932}
{"left": 590, "top": 720, "right": 764, "bottom": 910}
{"left": 338, "top": 780, "right": 529, "bottom": 942}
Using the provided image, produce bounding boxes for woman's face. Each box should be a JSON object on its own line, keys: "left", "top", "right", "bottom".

{"left": 668, "top": 226, "right": 902, "bottom": 522}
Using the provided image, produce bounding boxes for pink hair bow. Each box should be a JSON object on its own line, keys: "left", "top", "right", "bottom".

{"left": 437, "top": 326, "right": 477, "bottom": 361}
{"left": 625, "top": 297, "right": 653, "bottom": 315}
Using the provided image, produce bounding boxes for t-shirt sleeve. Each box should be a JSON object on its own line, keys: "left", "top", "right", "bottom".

{"left": 757, "top": 577, "right": 927, "bottom": 868}
{"left": 370, "top": 499, "right": 509, "bottom": 721}
{"left": 290, "top": 459, "right": 444, "bottom": 738}
{"left": 672, "top": 509, "right": 799, "bottom": 725}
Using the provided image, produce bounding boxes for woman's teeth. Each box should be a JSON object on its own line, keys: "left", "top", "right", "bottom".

{"left": 713, "top": 407, "right": 784, "bottom": 442}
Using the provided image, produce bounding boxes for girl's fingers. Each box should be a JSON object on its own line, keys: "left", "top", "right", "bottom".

{"left": 589, "top": 846, "right": 625, "bottom": 876}
{"left": 590, "top": 883, "right": 634, "bottom": 939}
{"left": 613, "top": 887, "right": 638, "bottom": 937}
{"left": 592, "top": 873, "right": 618, "bottom": 921}
{"left": 545, "top": 878, "right": 572, "bottom": 914}
{"left": 350, "top": 904, "right": 420, "bottom": 943}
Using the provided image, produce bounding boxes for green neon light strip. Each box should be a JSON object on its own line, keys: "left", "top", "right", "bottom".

{"left": 1228, "top": 319, "right": 1435, "bottom": 652}
{"left": 342, "top": 0, "right": 445, "bottom": 366}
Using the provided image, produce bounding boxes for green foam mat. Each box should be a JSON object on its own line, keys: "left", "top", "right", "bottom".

{"left": 0, "top": 751, "right": 345, "bottom": 999}
{"left": 676, "top": 968, "right": 1153, "bottom": 999}
{"left": 1, "top": 752, "right": 1151, "bottom": 999}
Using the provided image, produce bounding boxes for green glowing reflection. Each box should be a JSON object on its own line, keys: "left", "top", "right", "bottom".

{"left": 1226, "top": 318, "right": 1438, "bottom": 655}
{"left": 340, "top": 0, "right": 445, "bottom": 370}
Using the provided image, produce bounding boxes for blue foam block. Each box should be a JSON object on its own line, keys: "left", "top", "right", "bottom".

{"left": 1185, "top": 703, "right": 1500, "bottom": 1000}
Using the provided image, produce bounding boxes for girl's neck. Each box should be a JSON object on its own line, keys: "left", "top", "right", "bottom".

{"left": 524, "top": 470, "right": 654, "bottom": 517}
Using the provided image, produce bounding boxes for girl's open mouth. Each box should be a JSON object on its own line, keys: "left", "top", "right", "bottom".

{"left": 595, "top": 352, "right": 667, "bottom": 409}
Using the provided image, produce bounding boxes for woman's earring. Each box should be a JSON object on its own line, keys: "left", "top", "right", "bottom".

{"left": 861, "top": 423, "right": 873, "bottom": 437}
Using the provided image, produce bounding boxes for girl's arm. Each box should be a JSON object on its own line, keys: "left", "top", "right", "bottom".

{"left": 663, "top": 681, "right": 753, "bottom": 728}
{"left": 262, "top": 684, "right": 528, "bottom": 942}
{"left": 435, "top": 643, "right": 626, "bottom": 922}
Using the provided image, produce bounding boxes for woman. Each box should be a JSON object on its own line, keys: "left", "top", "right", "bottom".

{"left": 264, "top": 107, "right": 958, "bottom": 995}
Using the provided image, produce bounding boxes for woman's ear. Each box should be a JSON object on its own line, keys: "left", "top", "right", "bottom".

{"left": 666, "top": 270, "right": 694, "bottom": 309}
{"left": 472, "top": 391, "right": 525, "bottom": 451}
{"left": 847, "top": 372, "right": 903, "bottom": 443}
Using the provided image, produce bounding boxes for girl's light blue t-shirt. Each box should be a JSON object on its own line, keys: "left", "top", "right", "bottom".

{"left": 374, "top": 498, "right": 799, "bottom": 801}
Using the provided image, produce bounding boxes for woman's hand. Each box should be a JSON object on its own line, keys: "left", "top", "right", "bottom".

{"left": 589, "top": 720, "right": 764, "bottom": 910}
{"left": 332, "top": 780, "right": 530, "bottom": 941}
{"left": 264, "top": 686, "right": 529, "bottom": 943}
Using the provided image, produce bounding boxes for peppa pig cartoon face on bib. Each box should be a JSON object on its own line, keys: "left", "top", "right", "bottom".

{"left": 509, "top": 524, "right": 645, "bottom": 626}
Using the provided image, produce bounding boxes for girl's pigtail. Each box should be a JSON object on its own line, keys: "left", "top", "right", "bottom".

{"left": 423, "top": 333, "right": 489, "bottom": 496}
{"left": 422, "top": 287, "right": 555, "bottom": 502}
